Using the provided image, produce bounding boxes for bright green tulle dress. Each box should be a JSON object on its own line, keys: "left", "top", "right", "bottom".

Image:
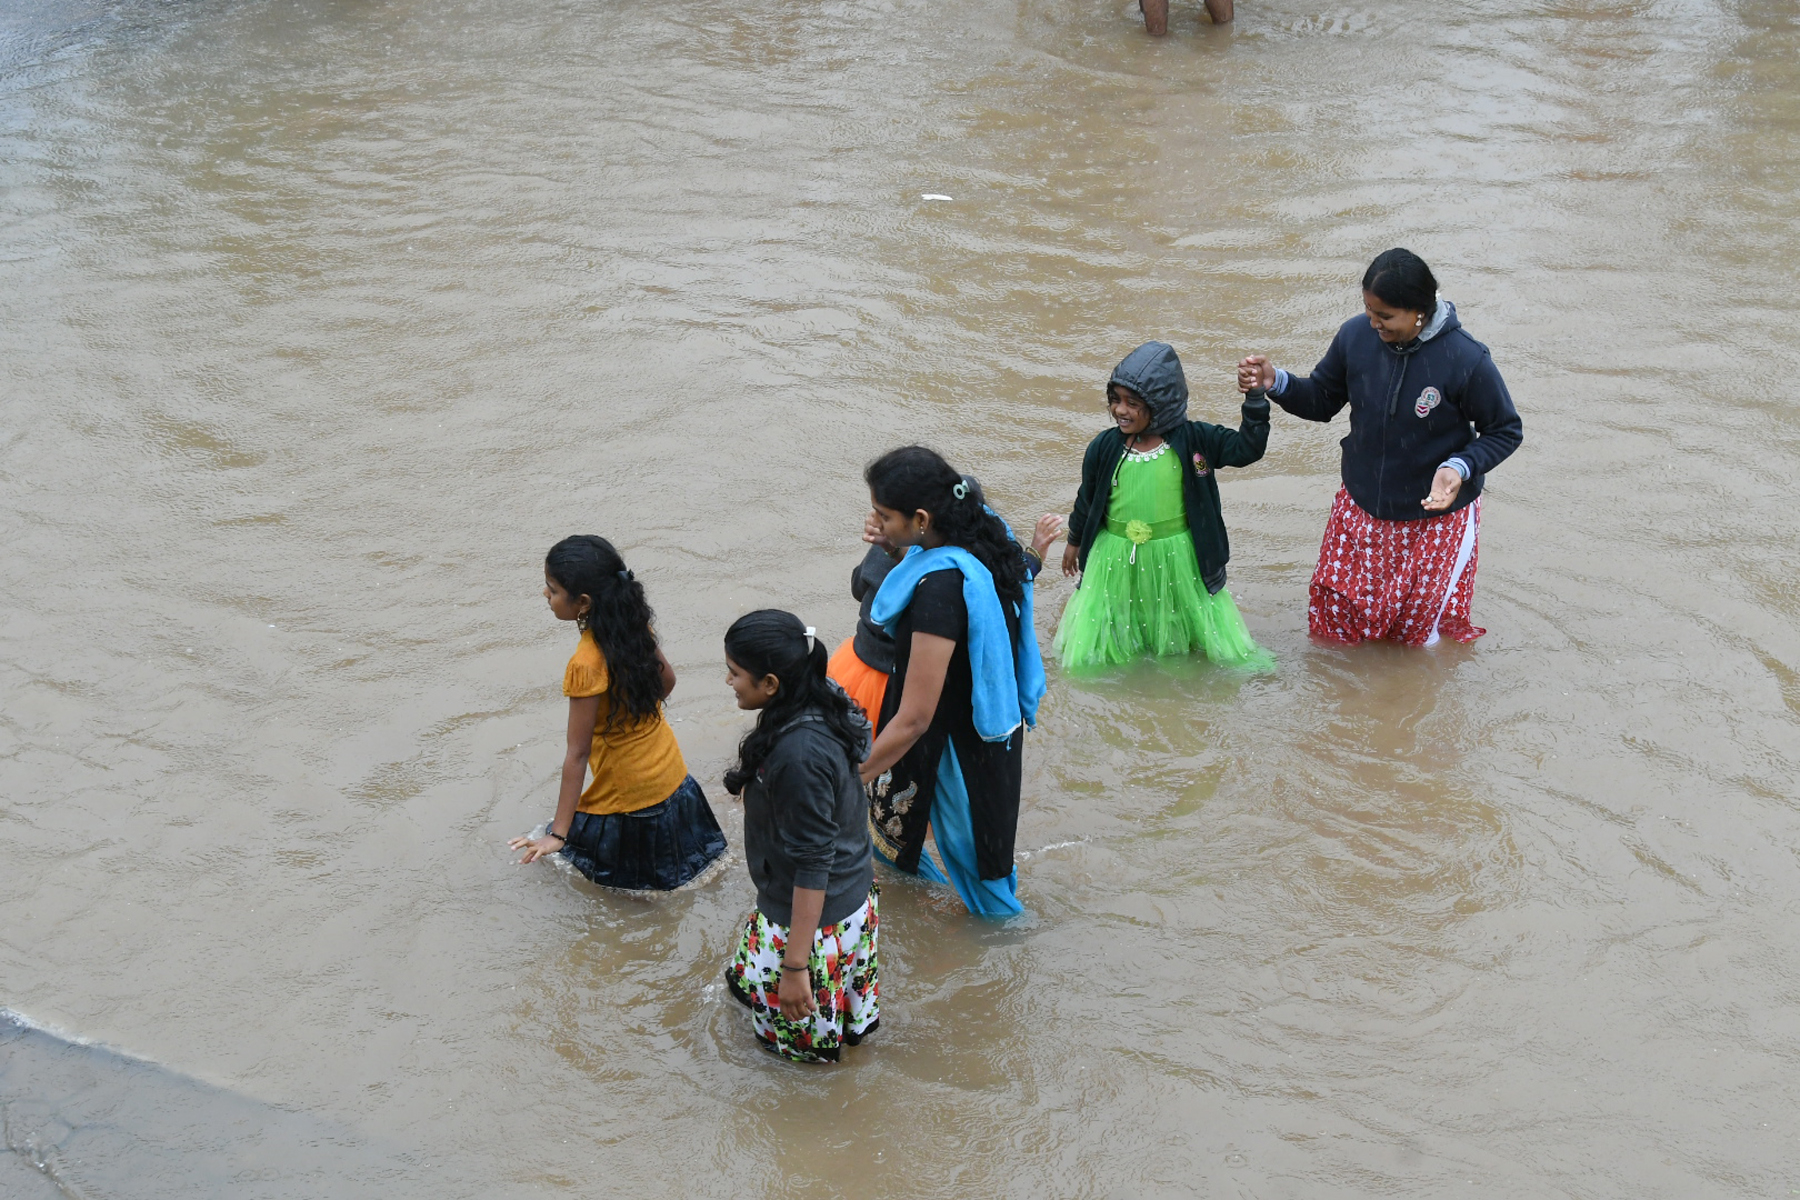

{"left": 1054, "top": 443, "right": 1272, "bottom": 673}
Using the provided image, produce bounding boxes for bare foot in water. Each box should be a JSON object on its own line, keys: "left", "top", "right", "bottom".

{"left": 1204, "top": 0, "right": 1233, "bottom": 21}
{"left": 1140, "top": 0, "right": 1169, "bottom": 36}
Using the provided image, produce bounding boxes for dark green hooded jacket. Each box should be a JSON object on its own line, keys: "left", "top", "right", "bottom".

{"left": 1068, "top": 342, "right": 1270, "bottom": 594}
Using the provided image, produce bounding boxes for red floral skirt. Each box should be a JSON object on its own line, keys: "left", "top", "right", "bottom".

{"left": 1308, "top": 488, "right": 1483, "bottom": 646}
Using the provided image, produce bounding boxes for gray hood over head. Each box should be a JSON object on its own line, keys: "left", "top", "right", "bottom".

{"left": 1108, "top": 341, "right": 1188, "bottom": 436}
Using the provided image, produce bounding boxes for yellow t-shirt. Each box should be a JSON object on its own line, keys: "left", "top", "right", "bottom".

{"left": 562, "top": 630, "right": 689, "bottom": 815}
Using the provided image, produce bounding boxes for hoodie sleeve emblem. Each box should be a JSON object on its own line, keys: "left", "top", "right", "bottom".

{"left": 1191, "top": 452, "right": 1210, "bottom": 477}
{"left": 1414, "top": 386, "right": 1443, "bottom": 418}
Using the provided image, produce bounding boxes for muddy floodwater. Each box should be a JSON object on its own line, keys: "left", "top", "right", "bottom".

{"left": 3, "top": 0, "right": 1798, "bottom": 1196}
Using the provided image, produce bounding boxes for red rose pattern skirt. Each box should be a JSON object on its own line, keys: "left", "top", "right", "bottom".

{"left": 725, "top": 887, "right": 879, "bottom": 1063}
{"left": 1309, "top": 487, "right": 1484, "bottom": 647}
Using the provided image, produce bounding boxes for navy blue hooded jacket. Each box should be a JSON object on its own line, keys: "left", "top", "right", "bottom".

{"left": 1069, "top": 342, "right": 1269, "bottom": 594}
{"left": 1272, "top": 301, "right": 1522, "bottom": 521}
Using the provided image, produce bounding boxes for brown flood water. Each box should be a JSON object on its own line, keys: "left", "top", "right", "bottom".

{"left": 2, "top": 0, "right": 1798, "bottom": 1195}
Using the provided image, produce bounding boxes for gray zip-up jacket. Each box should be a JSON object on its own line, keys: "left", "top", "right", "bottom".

{"left": 741, "top": 713, "right": 873, "bottom": 927}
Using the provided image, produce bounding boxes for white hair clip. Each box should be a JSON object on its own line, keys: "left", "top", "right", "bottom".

{"left": 804, "top": 625, "right": 817, "bottom": 652}
{"left": 952, "top": 480, "right": 969, "bottom": 500}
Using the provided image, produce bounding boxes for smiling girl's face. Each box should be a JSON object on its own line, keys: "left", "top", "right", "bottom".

{"left": 1363, "top": 289, "right": 1429, "bottom": 343}
{"left": 725, "top": 657, "right": 779, "bottom": 710}
{"left": 544, "top": 571, "right": 590, "bottom": 623}
{"left": 1108, "top": 386, "right": 1151, "bottom": 437}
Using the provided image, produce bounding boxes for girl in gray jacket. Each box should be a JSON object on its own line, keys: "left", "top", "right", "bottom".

{"left": 723, "top": 610, "right": 878, "bottom": 1063}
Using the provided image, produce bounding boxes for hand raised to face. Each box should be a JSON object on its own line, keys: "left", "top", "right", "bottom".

{"left": 863, "top": 510, "right": 895, "bottom": 555}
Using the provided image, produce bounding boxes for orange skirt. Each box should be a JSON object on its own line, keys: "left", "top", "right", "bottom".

{"left": 827, "top": 637, "right": 889, "bottom": 725}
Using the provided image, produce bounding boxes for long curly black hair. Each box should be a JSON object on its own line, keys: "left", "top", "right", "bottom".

{"left": 722, "top": 609, "right": 868, "bottom": 796}
{"left": 544, "top": 535, "right": 664, "bottom": 732}
{"left": 864, "top": 445, "right": 1026, "bottom": 610}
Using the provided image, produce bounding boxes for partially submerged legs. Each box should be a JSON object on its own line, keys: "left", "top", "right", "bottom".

{"left": 1140, "top": 0, "right": 1232, "bottom": 36}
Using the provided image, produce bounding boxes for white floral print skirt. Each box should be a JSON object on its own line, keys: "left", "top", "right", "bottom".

{"left": 725, "top": 886, "right": 879, "bottom": 1063}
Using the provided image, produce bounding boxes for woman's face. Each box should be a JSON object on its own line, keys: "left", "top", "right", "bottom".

{"left": 1108, "top": 386, "right": 1151, "bottom": 436}
{"left": 543, "top": 571, "right": 589, "bottom": 623}
{"left": 870, "top": 493, "right": 931, "bottom": 548}
{"left": 725, "top": 657, "right": 779, "bottom": 710}
{"left": 1363, "top": 289, "right": 1429, "bottom": 343}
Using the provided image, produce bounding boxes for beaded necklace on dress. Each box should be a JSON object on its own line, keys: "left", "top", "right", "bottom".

{"left": 1112, "top": 439, "right": 1170, "bottom": 490}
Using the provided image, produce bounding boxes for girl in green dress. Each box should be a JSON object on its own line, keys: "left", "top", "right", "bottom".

{"left": 1056, "top": 341, "right": 1274, "bottom": 672}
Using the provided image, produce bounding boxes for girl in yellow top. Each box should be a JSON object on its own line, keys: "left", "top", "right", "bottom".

{"left": 510, "top": 535, "right": 727, "bottom": 890}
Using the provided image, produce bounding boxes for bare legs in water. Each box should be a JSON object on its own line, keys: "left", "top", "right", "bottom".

{"left": 1140, "top": 0, "right": 1232, "bottom": 36}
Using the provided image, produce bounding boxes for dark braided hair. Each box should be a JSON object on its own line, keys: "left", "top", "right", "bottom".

{"left": 544, "top": 535, "right": 664, "bottom": 733}
{"left": 722, "top": 610, "right": 868, "bottom": 796}
{"left": 1362, "top": 247, "right": 1439, "bottom": 314}
{"left": 864, "top": 446, "right": 1027, "bottom": 610}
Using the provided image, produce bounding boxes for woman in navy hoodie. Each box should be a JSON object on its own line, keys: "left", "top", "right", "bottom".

{"left": 1237, "top": 248, "right": 1523, "bottom": 646}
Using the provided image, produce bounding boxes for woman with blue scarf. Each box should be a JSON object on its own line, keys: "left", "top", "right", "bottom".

{"left": 858, "top": 446, "right": 1047, "bottom": 917}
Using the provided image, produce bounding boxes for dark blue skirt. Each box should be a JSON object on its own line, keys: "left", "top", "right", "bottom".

{"left": 558, "top": 774, "right": 727, "bottom": 891}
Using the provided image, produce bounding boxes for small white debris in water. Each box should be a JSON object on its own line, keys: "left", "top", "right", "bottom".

{"left": 920, "top": 193, "right": 953, "bottom": 201}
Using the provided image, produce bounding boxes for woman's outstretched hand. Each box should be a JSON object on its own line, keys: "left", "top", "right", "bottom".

{"left": 1237, "top": 355, "right": 1275, "bottom": 393}
{"left": 1032, "top": 513, "right": 1066, "bottom": 561}
{"left": 1061, "top": 541, "right": 1081, "bottom": 578}
{"left": 509, "top": 833, "right": 562, "bottom": 864}
{"left": 1422, "top": 466, "right": 1463, "bottom": 512}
